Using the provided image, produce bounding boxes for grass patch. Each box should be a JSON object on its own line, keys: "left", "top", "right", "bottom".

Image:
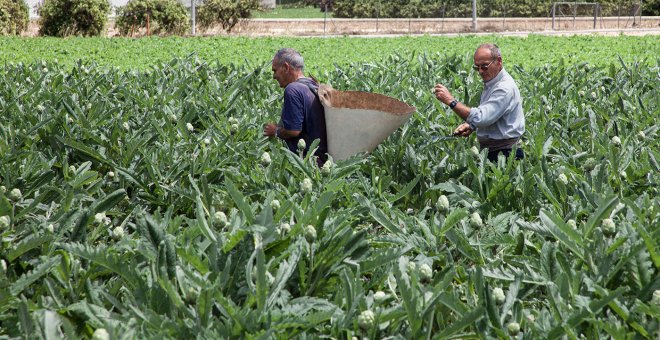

{"left": 252, "top": 6, "right": 332, "bottom": 19}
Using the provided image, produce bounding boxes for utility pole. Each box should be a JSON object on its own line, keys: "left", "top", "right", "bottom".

{"left": 472, "top": 0, "right": 477, "bottom": 31}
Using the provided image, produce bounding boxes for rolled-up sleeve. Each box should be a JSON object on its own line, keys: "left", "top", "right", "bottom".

{"left": 466, "top": 88, "right": 512, "bottom": 128}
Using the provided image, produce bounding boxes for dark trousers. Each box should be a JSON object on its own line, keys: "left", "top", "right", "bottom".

{"left": 487, "top": 148, "right": 524, "bottom": 162}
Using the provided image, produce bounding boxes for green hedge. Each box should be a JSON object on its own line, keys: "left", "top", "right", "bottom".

{"left": 197, "top": 0, "right": 259, "bottom": 32}
{"left": 0, "top": 0, "right": 29, "bottom": 35}
{"left": 115, "top": 0, "right": 190, "bottom": 36}
{"left": 37, "top": 0, "right": 110, "bottom": 36}
{"left": 332, "top": 0, "right": 660, "bottom": 18}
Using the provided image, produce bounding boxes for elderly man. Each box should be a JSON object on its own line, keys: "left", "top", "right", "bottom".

{"left": 263, "top": 48, "right": 327, "bottom": 163}
{"left": 434, "top": 43, "right": 525, "bottom": 161}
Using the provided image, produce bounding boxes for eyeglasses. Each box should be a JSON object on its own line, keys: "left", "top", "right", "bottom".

{"left": 472, "top": 59, "right": 496, "bottom": 71}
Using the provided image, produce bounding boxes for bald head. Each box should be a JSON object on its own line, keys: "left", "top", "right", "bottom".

{"left": 475, "top": 43, "right": 501, "bottom": 60}
{"left": 473, "top": 43, "right": 503, "bottom": 82}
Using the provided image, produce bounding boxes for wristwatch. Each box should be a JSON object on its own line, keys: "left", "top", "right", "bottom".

{"left": 275, "top": 126, "right": 281, "bottom": 138}
{"left": 449, "top": 100, "right": 458, "bottom": 109}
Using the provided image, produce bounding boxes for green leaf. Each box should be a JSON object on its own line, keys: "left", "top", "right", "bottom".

{"left": 225, "top": 178, "right": 255, "bottom": 224}
{"left": 0, "top": 194, "right": 11, "bottom": 217}
{"left": 354, "top": 194, "right": 404, "bottom": 235}
{"left": 435, "top": 306, "right": 484, "bottom": 338}
{"left": 548, "top": 287, "right": 627, "bottom": 338}
{"left": 196, "top": 194, "right": 217, "bottom": 243}
{"left": 360, "top": 246, "right": 412, "bottom": 272}
{"left": 584, "top": 196, "right": 619, "bottom": 238}
{"left": 7, "top": 234, "right": 52, "bottom": 262}
{"left": 393, "top": 256, "right": 421, "bottom": 335}
{"left": 538, "top": 209, "right": 585, "bottom": 262}
{"left": 91, "top": 189, "right": 126, "bottom": 214}
{"left": 267, "top": 242, "right": 302, "bottom": 308}
{"left": 438, "top": 208, "right": 468, "bottom": 235}
{"left": 445, "top": 229, "right": 480, "bottom": 264}
{"left": 388, "top": 175, "right": 420, "bottom": 203}
{"left": 56, "top": 136, "right": 106, "bottom": 164}
{"left": 10, "top": 256, "right": 61, "bottom": 296}
{"left": 62, "top": 243, "right": 139, "bottom": 288}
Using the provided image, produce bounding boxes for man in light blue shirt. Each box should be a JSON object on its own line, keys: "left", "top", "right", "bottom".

{"left": 434, "top": 43, "right": 525, "bottom": 161}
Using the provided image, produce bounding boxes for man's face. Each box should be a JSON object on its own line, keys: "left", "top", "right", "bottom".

{"left": 473, "top": 48, "right": 502, "bottom": 82}
{"left": 272, "top": 58, "right": 290, "bottom": 88}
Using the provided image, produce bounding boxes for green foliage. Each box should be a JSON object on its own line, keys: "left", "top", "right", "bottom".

{"left": 0, "top": 0, "right": 29, "bottom": 35}
{"left": 253, "top": 6, "right": 330, "bottom": 19}
{"left": 1, "top": 35, "right": 659, "bottom": 71}
{"left": 196, "top": 0, "right": 259, "bottom": 32}
{"left": 0, "top": 43, "right": 658, "bottom": 337}
{"left": 37, "top": 0, "right": 110, "bottom": 36}
{"left": 332, "top": 0, "right": 655, "bottom": 18}
{"left": 115, "top": 0, "right": 190, "bottom": 36}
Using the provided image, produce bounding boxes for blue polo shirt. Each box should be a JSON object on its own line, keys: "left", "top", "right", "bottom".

{"left": 280, "top": 78, "right": 327, "bottom": 159}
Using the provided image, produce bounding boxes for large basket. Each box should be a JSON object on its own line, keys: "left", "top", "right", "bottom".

{"left": 318, "top": 84, "right": 416, "bottom": 161}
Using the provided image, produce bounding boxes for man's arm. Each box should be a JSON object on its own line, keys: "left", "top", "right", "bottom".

{"left": 263, "top": 123, "right": 301, "bottom": 139}
{"left": 464, "top": 88, "right": 512, "bottom": 128}
{"left": 264, "top": 85, "right": 305, "bottom": 139}
{"left": 434, "top": 84, "right": 471, "bottom": 120}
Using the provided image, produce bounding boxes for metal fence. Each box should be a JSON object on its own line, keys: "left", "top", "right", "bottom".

{"left": 248, "top": 1, "right": 652, "bottom": 36}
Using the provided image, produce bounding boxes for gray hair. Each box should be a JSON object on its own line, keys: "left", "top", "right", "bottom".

{"left": 273, "top": 48, "right": 305, "bottom": 70}
{"left": 476, "top": 43, "right": 501, "bottom": 60}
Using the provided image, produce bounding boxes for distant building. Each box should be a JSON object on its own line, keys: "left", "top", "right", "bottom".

{"left": 261, "top": 0, "right": 275, "bottom": 9}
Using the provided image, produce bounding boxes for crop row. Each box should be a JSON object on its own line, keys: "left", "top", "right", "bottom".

{"left": 2, "top": 35, "right": 659, "bottom": 70}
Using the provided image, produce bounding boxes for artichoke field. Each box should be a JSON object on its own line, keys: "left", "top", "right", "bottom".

{"left": 0, "top": 53, "right": 658, "bottom": 338}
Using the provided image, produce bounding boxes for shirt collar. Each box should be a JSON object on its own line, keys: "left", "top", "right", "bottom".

{"left": 484, "top": 68, "right": 506, "bottom": 88}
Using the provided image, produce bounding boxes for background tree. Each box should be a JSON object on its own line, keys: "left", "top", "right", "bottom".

{"left": 196, "top": 0, "right": 259, "bottom": 33}
{"left": 115, "top": 0, "right": 190, "bottom": 36}
{"left": 37, "top": 0, "right": 110, "bottom": 36}
{"left": 0, "top": 0, "right": 29, "bottom": 35}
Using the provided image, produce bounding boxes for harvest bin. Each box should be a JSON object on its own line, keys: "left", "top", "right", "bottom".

{"left": 318, "top": 84, "right": 416, "bottom": 161}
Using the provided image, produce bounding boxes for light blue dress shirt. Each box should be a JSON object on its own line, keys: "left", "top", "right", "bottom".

{"left": 466, "top": 68, "right": 525, "bottom": 140}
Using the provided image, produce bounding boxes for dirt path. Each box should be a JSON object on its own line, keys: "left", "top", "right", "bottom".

{"left": 25, "top": 16, "right": 660, "bottom": 37}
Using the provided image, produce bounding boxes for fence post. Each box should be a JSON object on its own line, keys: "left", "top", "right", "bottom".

{"left": 573, "top": 2, "right": 576, "bottom": 28}
{"left": 552, "top": 3, "right": 555, "bottom": 30}
{"left": 502, "top": 2, "right": 506, "bottom": 29}
{"left": 191, "top": 0, "right": 196, "bottom": 35}
{"left": 593, "top": 3, "right": 597, "bottom": 29}
{"left": 376, "top": 1, "right": 380, "bottom": 32}
{"left": 472, "top": 0, "right": 477, "bottom": 31}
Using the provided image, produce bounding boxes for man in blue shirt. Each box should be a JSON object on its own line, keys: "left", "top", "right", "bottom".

{"left": 434, "top": 43, "right": 525, "bottom": 161}
{"left": 263, "top": 48, "right": 328, "bottom": 163}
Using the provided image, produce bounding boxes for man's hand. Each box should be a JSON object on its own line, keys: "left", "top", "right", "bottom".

{"left": 433, "top": 84, "right": 454, "bottom": 105}
{"left": 453, "top": 122, "right": 473, "bottom": 137}
{"left": 263, "top": 123, "right": 278, "bottom": 137}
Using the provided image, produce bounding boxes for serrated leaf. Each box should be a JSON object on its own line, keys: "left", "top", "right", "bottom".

{"left": 10, "top": 256, "right": 61, "bottom": 296}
